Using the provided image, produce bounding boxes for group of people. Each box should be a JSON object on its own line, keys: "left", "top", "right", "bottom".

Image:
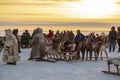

{"left": 2, "top": 26, "right": 120, "bottom": 65}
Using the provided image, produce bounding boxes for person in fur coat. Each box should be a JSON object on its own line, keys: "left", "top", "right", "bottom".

{"left": 29, "top": 28, "right": 46, "bottom": 61}
{"left": 2, "top": 29, "right": 20, "bottom": 65}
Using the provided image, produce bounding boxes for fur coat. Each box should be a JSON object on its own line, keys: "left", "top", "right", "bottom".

{"left": 2, "top": 29, "right": 20, "bottom": 63}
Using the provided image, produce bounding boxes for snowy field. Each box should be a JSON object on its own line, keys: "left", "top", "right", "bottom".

{"left": 0, "top": 48, "right": 120, "bottom": 80}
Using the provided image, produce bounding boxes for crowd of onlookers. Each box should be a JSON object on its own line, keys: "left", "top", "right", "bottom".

{"left": 19, "top": 26, "right": 120, "bottom": 52}
{"left": 1, "top": 26, "right": 120, "bottom": 65}
{"left": 20, "top": 29, "right": 104, "bottom": 48}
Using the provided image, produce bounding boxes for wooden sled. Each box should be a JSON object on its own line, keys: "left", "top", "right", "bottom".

{"left": 102, "top": 58, "right": 120, "bottom": 76}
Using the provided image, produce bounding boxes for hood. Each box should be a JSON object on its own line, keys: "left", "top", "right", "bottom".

{"left": 5, "top": 29, "right": 12, "bottom": 37}
{"left": 37, "top": 28, "right": 42, "bottom": 34}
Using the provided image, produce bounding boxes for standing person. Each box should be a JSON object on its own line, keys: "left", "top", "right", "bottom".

{"left": 2, "top": 29, "right": 20, "bottom": 65}
{"left": 117, "top": 26, "right": 120, "bottom": 52}
{"left": 13, "top": 29, "right": 21, "bottom": 53}
{"left": 29, "top": 28, "right": 46, "bottom": 61}
{"left": 47, "top": 30, "right": 54, "bottom": 46}
{"left": 21, "top": 30, "right": 31, "bottom": 48}
{"left": 108, "top": 26, "right": 117, "bottom": 52}
{"left": 47, "top": 30, "right": 54, "bottom": 39}
{"left": 24, "top": 30, "right": 31, "bottom": 47}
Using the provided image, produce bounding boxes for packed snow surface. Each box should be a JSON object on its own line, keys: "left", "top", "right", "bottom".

{"left": 0, "top": 48, "right": 120, "bottom": 80}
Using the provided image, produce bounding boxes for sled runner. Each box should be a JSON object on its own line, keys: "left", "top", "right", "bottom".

{"left": 102, "top": 71, "right": 120, "bottom": 76}
{"left": 44, "top": 58, "right": 58, "bottom": 62}
{"left": 35, "top": 58, "right": 58, "bottom": 62}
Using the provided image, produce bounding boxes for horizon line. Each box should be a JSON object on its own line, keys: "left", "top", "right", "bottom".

{"left": 0, "top": 21, "right": 120, "bottom": 27}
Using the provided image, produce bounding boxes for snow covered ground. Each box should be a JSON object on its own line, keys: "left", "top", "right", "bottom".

{"left": 0, "top": 48, "right": 120, "bottom": 80}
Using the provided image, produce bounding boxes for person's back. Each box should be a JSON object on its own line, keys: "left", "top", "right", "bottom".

{"left": 29, "top": 28, "right": 46, "bottom": 61}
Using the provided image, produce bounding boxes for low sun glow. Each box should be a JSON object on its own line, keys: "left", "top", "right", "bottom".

{"left": 65, "top": 0, "right": 118, "bottom": 18}
{"left": 0, "top": 0, "right": 119, "bottom": 21}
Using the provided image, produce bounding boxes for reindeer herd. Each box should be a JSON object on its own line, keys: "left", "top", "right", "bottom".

{"left": 45, "top": 34, "right": 109, "bottom": 62}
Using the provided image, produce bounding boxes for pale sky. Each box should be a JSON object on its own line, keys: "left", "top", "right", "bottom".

{"left": 0, "top": 0, "right": 120, "bottom": 34}
{"left": 0, "top": 0, "right": 120, "bottom": 23}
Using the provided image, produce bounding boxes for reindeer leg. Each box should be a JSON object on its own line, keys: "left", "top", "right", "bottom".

{"left": 81, "top": 50, "right": 85, "bottom": 60}
{"left": 76, "top": 52, "right": 80, "bottom": 60}
{"left": 107, "top": 61, "right": 111, "bottom": 72}
{"left": 89, "top": 51, "right": 92, "bottom": 61}
{"left": 94, "top": 52, "right": 97, "bottom": 61}
{"left": 101, "top": 52, "right": 103, "bottom": 60}
{"left": 105, "top": 50, "right": 108, "bottom": 60}
{"left": 95, "top": 51, "right": 99, "bottom": 61}
{"left": 97, "top": 51, "right": 99, "bottom": 58}
{"left": 86, "top": 51, "right": 88, "bottom": 61}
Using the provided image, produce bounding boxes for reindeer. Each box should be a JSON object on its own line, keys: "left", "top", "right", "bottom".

{"left": 85, "top": 33, "right": 100, "bottom": 61}
{"left": 92, "top": 41, "right": 103, "bottom": 60}
{"left": 85, "top": 37, "right": 93, "bottom": 61}
{"left": 88, "top": 33, "right": 109, "bottom": 61}
{"left": 98, "top": 34, "right": 109, "bottom": 60}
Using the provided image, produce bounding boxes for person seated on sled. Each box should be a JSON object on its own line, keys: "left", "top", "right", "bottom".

{"left": 61, "top": 31, "right": 75, "bottom": 52}
{"left": 74, "top": 30, "right": 85, "bottom": 45}
{"left": 90, "top": 32, "right": 97, "bottom": 43}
